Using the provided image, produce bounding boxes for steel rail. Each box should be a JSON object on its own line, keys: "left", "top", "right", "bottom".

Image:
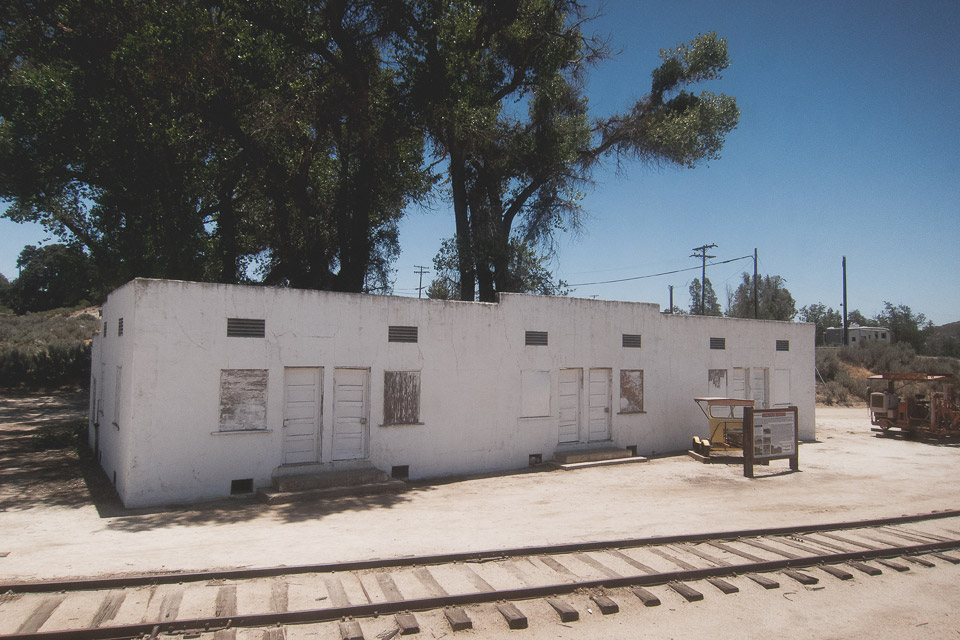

{"left": 3, "top": 509, "right": 959, "bottom": 594}
{"left": 3, "top": 537, "right": 959, "bottom": 640}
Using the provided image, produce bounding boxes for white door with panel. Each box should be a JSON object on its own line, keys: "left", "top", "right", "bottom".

{"left": 283, "top": 367, "right": 322, "bottom": 465}
{"left": 772, "top": 369, "right": 791, "bottom": 407}
{"left": 333, "top": 368, "right": 369, "bottom": 460}
{"left": 751, "top": 368, "right": 769, "bottom": 409}
{"left": 558, "top": 368, "right": 581, "bottom": 444}
{"left": 587, "top": 368, "right": 612, "bottom": 442}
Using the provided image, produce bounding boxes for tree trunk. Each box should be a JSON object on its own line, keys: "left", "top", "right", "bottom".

{"left": 449, "top": 147, "right": 476, "bottom": 301}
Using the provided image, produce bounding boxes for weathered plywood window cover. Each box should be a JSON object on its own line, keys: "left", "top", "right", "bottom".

{"left": 776, "top": 339, "right": 790, "bottom": 351}
{"left": 710, "top": 337, "right": 726, "bottom": 350}
{"left": 227, "top": 318, "right": 265, "bottom": 338}
{"left": 520, "top": 370, "right": 551, "bottom": 417}
{"left": 525, "top": 330, "right": 548, "bottom": 346}
{"left": 388, "top": 325, "right": 418, "bottom": 343}
{"left": 622, "top": 334, "right": 642, "bottom": 348}
{"left": 383, "top": 370, "right": 421, "bottom": 425}
{"left": 218, "top": 369, "right": 268, "bottom": 431}
{"left": 620, "top": 369, "right": 644, "bottom": 413}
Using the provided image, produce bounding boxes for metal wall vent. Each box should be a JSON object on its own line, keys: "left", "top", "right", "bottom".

{"left": 622, "top": 334, "right": 642, "bottom": 348}
{"left": 525, "top": 330, "right": 548, "bottom": 346}
{"left": 227, "top": 318, "right": 265, "bottom": 338}
{"left": 709, "top": 337, "right": 726, "bottom": 350}
{"left": 388, "top": 325, "right": 418, "bottom": 343}
{"left": 118, "top": 318, "right": 124, "bottom": 337}
{"left": 776, "top": 339, "right": 790, "bottom": 352}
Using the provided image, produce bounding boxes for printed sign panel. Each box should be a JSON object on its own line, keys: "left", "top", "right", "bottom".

{"left": 751, "top": 410, "right": 797, "bottom": 458}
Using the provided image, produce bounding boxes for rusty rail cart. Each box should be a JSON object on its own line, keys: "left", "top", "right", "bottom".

{"left": 868, "top": 373, "right": 960, "bottom": 438}
{"left": 689, "top": 397, "right": 755, "bottom": 461}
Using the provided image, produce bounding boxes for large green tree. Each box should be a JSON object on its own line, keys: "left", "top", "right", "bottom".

{"left": 397, "top": 2, "right": 739, "bottom": 301}
{"left": 689, "top": 277, "right": 721, "bottom": 316}
{"left": 726, "top": 273, "right": 796, "bottom": 321}
{"left": 6, "top": 244, "right": 98, "bottom": 312}
{"left": 875, "top": 302, "right": 932, "bottom": 353}
{"left": 1, "top": 0, "right": 429, "bottom": 292}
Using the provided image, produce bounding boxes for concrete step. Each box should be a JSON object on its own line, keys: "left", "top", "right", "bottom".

{"left": 258, "top": 479, "right": 407, "bottom": 505}
{"left": 272, "top": 467, "right": 389, "bottom": 492}
{"left": 552, "top": 447, "right": 634, "bottom": 465}
{"left": 548, "top": 456, "right": 648, "bottom": 471}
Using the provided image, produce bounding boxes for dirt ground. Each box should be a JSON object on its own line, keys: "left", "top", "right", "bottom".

{"left": 1, "top": 392, "right": 959, "bottom": 638}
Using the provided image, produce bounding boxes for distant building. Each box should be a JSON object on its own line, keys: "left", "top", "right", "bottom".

{"left": 824, "top": 325, "right": 891, "bottom": 347}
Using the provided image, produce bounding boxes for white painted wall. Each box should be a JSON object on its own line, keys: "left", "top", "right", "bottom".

{"left": 92, "top": 279, "right": 815, "bottom": 507}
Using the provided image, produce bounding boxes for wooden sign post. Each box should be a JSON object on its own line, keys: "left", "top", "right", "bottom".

{"left": 743, "top": 406, "right": 799, "bottom": 478}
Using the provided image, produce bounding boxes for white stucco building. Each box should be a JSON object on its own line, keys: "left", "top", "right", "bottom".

{"left": 89, "top": 278, "right": 815, "bottom": 508}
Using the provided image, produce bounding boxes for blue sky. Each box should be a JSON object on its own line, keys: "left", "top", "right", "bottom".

{"left": 2, "top": 0, "right": 958, "bottom": 324}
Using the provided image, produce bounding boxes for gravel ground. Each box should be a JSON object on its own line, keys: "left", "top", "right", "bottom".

{"left": 1, "top": 393, "right": 959, "bottom": 638}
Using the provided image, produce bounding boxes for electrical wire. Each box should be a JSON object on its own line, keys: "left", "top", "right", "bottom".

{"left": 566, "top": 254, "right": 754, "bottom": 288}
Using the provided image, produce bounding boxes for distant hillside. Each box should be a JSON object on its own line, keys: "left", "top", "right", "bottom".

{"left": 927, "top": 321, "right": 960, "bottom": 358}
{"left": 0, "top": 307, "right": 100, "bottom": 389}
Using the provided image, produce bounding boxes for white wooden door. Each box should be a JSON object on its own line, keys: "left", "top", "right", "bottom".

{"left": 731, "top": 368, "right": 748, "bottom": 400}
{"left": 333, "top": 368, "right": 368, "bottom": 460}
{"left": 752, "top": 368, "right": 769, "bottom": 409}
{"left": 283, "top": 367, "right": 322, "bottom": 465}
{"left": 558, "top": 368, "right": 581, "bottom": 444}
{"left": 588, "top": 368, "right": 612, "bottom": 442}
{"left": 773, "top": 369, "right": 791, "bottom": 407}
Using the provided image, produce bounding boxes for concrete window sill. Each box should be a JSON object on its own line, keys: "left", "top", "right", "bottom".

{"left": 211, "top": 429, "right": 274, "bottom": 436}
{"left": 617, "top": 410, "right": 647, "bottom": 415}
{"left": 379, "top": 422, "right": 425, "bottom": 428}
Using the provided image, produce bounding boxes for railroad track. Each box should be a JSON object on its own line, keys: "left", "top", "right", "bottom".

{"left": 2, "top": 510, "right": 959, "bottom": 640}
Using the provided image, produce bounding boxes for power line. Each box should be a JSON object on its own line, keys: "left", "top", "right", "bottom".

{"left": 566, "top": 254, "right": 753, "bottom": 288}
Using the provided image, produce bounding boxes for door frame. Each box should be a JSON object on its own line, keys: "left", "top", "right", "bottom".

{"left": 587, "top": 367, "right": 612, "bottom": 442}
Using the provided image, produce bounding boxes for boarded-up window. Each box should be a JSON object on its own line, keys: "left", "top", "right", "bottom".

{"left": 520, "top": 370, "right": 551, "bottom": 417}
{"left": 384, "top": 371, "right": 420, "bottom": 425}
{"left": 218, "top": 369, "right": 268, "bottom": 431}
{"left": 620, "top": 370, "right": 644, "bottom": 413}
{"left": 227, "top": 318, "right": 265, "bottom": 338}
{"left": 708, "top": 369, "right": 728, "bottom": 395}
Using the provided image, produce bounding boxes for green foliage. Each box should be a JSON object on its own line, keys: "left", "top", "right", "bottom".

{"left": 5, "top": 244, "right": 100, "bottom": 313}
{"left": 726, "top": 273, "right": 796, "bottom": 320}
{"left": 428, "top": 237, "right": 569, "bottom": 299}
{"left": 1, "top": 0, "right": 430, "bottom": 293}
{"left": 688, "top": 277, "right": 721, "bottom": 316}
{"left": 31, "top": 420, "right": 87, "bottom": 451}
{"left": 0, "top": 309, "right": 97, "bottom": 389}
{"left": 798, "top": 303, "right": 843, "bottom": 346}
{"left": 874, "top": 301, "right": 932, "bottom": 353}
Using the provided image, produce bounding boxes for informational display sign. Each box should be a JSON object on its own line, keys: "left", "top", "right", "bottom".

{"left": 743, "top": 406, "right": 799, "bottom": 478}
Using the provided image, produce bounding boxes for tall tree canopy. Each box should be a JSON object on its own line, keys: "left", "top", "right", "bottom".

{"left": 726, "top": 272, "right": 796, "bottom": 321}
{"left": 875, "top": 302, "right": 932, "bottom": 353}
{"left": 1, "top": 0, "right": 430, "bottom": 292}
{"left": 688, "top": 277, "right": 721, "bottom": 316}
{"left": 798, "top": 302, "right": 843, "bottom": 345}
{"left": 2, "top": 1, "right": 737, "bottom": 300}
{"left": 395, "top": 1, "right": 739, "bottom": 301}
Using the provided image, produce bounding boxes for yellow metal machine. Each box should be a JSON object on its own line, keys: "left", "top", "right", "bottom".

{"left": 691, "top": 397, "right": 755, "bottom": 457}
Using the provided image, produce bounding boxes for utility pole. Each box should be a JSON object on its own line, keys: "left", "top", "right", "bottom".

{"left": 842, "top": 256, "right": 848, "bottom": 346}
{"left": 414, "top": 265, "right": 430, "bottom": 299}
{"left": 668, "top": 285, "right": 674, "bottom": 314}
{"left": 690, "top": 243, "right": 717, "bottom": 315}
{"left": 753, "top": 248, "right": 759, "bottom": 319}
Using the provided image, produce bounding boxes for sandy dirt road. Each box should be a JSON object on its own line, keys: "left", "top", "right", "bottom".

{"left": 1, "top": 394, "right": 959, "bottom": 638}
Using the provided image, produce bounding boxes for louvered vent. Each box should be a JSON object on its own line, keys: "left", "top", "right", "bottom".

{"left": 118, "top": 318, "right": 124, "bottom": 336}
{"left": 776, "top": 339, "right": 790, "bottom": 352}
{"left": 227, "top": 318, "right": 265, "bottom": 338}
{"left": 388, "top": 325, "right": 418, "bottom": 343}
{"left": 709, "top": 337, "right": 726, "bottom": 350}
{"left": 622, "top": 334, "right": 642, "bottom": 348}
{"left": 525, "top": 330, "right": 548, "bottom": 346}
